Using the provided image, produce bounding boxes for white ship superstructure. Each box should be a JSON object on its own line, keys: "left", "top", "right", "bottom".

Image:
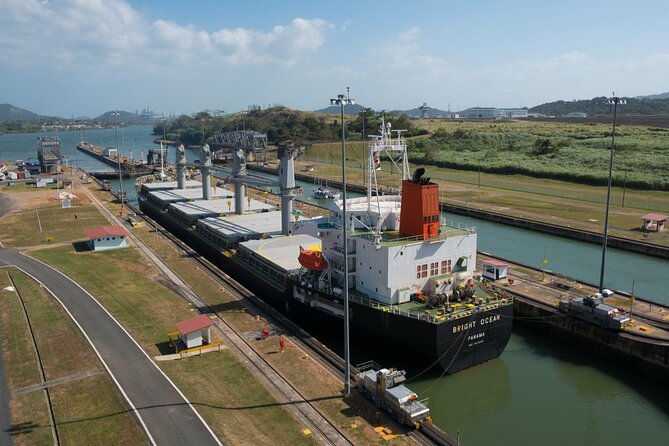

{"left": 293, "top": 119, "right": 479, "bottom": 308}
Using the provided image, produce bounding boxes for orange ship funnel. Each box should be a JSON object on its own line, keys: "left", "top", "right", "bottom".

{"left": 399, "top": 168, "right": 440, "bottom": 239}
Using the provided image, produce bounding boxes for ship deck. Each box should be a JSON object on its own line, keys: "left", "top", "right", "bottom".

{"left": 198, "top": 211, "right": 285, "bottom": 241}
{"left": 348, "top": 282, "right": 512, "bottom": 325}
{"left": 150, "top": 187, "right": 233, "bottom": 204}
{"left": 351, "top": 221, "right": 476, "bottom": 247}
{"left": 240, "top": 233, "right": 322, "bottom": 273}
{"left": 170, "top": 197, "right": 275, "bottom": 220}
{"left": 141, "top": 180, "right": 201, "bottom": 193}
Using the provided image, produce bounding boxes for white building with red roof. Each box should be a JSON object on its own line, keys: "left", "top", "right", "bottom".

{"left": 641, "top": 213, "right": 667, "bottom": 232}
{"left": 482, "top": 259, "right": 508, "bottom": 281}
{"left": 176, "top": 314, "right": 213, "bottom": 349}
{"left": 86, "top": 225, "right": 129, "bottom": 251}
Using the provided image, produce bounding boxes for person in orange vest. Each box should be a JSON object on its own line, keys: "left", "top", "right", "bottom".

{"left": 262, "top": 327, "right": 269, "bottom": 338}
{"left": 279, "top": 336, "right": 285, "bottom": 353}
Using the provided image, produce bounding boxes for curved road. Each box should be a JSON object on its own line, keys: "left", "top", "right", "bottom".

{"left": 0, "top": 247, "right": 222, "bottom": 446}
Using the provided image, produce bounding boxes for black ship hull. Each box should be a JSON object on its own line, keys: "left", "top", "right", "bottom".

{"left": 139, "top": 196, "right": 513, "bottom": 373}
{"left": 291, "top": 281, "right": 513, "bottom": 374}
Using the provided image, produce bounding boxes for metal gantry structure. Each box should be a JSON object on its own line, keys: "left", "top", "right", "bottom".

{"left": 36, "top": 136, "right": 63, "bottom": 173}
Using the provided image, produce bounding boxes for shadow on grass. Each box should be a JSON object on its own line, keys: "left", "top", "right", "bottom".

{"left": 4, "top": 421, "right": 40, "bottom": 436}
{"left": 205, "top": 300, "right": 247, "bottom": 314}
{"left": 180, "top": 250, "right": 202, "bottom": 259}
{"left": 72, "top": 241, "right": 92, "bottom": 252}
{"left": 3, "top": 395, "right": 345, "bottom": 434}
{"left": 154, "top": 340, "right": 177, "bottom": 355}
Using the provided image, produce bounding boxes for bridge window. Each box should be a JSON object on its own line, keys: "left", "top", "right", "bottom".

{"left": 416, "top": 264, "right": 428, "bottom": 279}
{"left": 441, "top": 260, "right": 452, "bottom": 274}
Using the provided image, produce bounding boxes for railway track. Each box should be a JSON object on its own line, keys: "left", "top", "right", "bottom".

{"left": 138, "top": 224, "right": 354, "bottom": 444}
{"left": 84, "top": 180, "right": 452, "bottom": 445}
{"left": 5, "top": 271, "right": 61, "bottom": 445}
{"left": 133, "top": 210, "right": 454, "bottom": 446}
{"left": 84, "top": 191, "right": 355, "bottom": 445}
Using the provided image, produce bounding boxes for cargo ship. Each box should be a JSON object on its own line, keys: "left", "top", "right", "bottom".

{"left": 138, "top": 125, "right": 513, "bottom": 373}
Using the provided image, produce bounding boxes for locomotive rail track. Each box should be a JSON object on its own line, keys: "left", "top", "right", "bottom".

{"left": 134, "top": 208, "right": 456, "bottom": 445}
{"left": 84, "top": 179, "right": 455, "bottom": 445}
{"left": 98, "top": 201, "right": 355, "bottom": 444}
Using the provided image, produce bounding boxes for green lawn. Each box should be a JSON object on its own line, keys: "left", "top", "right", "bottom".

{"left": 0, "top": 268, "right": 148, "bottom": 446}
{"left": 0, "top": 193, "right": 108, "bottom": 247}
{"left": 29, "top": 245, "right": 319, "bottom": 445}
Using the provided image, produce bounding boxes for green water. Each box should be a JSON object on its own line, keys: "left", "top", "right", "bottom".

{"left": 407, "top": 325, "right": 669, "bottom": 445}
{"left": 2, "top": 128, "right": 668, "bottom": 444}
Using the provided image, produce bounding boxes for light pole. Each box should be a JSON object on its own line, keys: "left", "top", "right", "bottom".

{"left": 72, "top": 115, "right": 79, "bottom": 173}
{"left": 330, "top": 90, "right": 354, "bottom": 396}
{"left": 598, "top": 93, "right": 626, "bottom": 293}
{"left": 361, "top": 108, "right": 367, "bottom": 186}
{"left": 112, "top": 111, "right": 124, "bottom": 216}
{"left": 201, "top": 119, "right": 206, "bottom": 144}
{"left": 162, "top": 116, "right": 167, "bottom": 174}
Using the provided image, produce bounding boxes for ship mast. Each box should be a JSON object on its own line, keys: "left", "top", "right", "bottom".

{"left": 366, "top": 117, "right": 409, "bottom": 216}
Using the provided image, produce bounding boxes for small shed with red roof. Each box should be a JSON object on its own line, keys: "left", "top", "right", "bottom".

{"left": 86, "top": 225, "right": 129, "bottom": 251}
{"left": 482, "top": 259, "right": 508, "bottom": 281}
{"left": 176, "top": 314, "right": 213, "bottom": 349}
{"left": 641, "top": 213, "right": 667, "bottom": 232}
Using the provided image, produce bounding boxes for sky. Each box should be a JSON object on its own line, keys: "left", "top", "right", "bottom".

{"left": 1, "top": 0, "right": 668, "bottom": 118}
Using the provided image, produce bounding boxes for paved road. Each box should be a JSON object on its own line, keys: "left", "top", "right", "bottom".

{"left": 0, "top": 248, "right": 222, "bottom": 446}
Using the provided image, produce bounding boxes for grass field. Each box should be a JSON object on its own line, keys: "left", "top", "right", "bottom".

{"left": 305, "top": 118, "right": 669, "bottom": 190}
{"left": 130, "top": 222, "right": 411, "bottom": 445}
{"left": 28, "top": 244, "right": 324, "bottom": 445}
{"left": 410, "top": 119, "right": 669, "bottom": 189}
{"left": 0, "top": 268, "right": 148, "bottom": 446}
{"left": 0, "top": 184, "right": 108, "bottom": 246}
{"left": 296, "top": 148, "right": 669, "bottom": 246}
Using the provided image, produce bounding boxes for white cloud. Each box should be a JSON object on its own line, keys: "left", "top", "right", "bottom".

{"left": 0, "top": 0, "right": 330, "bottom": 69}
{"left": 508, "top": 52, "right": 591, "bottom": 72}
{"left": 370, "top": 27, "right": 452, "bottom": 80}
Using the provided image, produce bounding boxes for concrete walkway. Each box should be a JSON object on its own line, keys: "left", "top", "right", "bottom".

{"left": 0, "top": 248, "right": 222, "bottom": 446}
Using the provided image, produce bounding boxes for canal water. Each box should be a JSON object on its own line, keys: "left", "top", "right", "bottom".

{"left": 2, "top": 127, "right": 668, "bottom": 444}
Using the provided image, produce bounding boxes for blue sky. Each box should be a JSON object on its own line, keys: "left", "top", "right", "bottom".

{"left": 1, "top": 0, "right": 668, "bottom": 117}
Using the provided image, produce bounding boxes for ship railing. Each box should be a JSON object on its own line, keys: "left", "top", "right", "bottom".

{"left": 441, "top": 218, "right": 476, "bottom": 232}
{"left": 355, "top": 360, "right": 381, "bottom": 374}
{"left": 330, "top": 244, "right": 356, "bottom": 256}
{"left": 348, "top": 294, "right": 439, "bottom": 322}
{"left": 354, "top": 222, "right": 476, "bottom": 245}
{"left": 350, "top": 292, "right": 510, "bottom": 324}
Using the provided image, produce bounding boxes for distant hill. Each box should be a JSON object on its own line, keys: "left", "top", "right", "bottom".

{"left": 529, "top": 96, "right": 669, "bottom": 116}
{"left": 392, "top": 106, "right": 454, "bottom": 118}
{"left": 636, "top": 92, "right": 669, "bottom": 100}
{"left": 0, "top": 103, "right": 44, "bottom": 121}
{"left": 314, "top": 103, "right": 364, "bottom": 115}
{"left": 94, "top": 110, "right": 154, "bottom": 122}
